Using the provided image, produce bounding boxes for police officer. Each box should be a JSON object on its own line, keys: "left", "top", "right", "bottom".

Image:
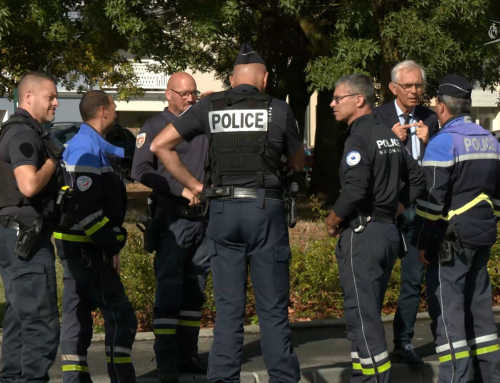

{"left": 325, "top": 74, "right": 425, "bottom": 383}
{"left": 413, "top": 74, "right": 500, "bottom": 382}
{"left": 0, "top": 71, "right": 63, "bottom": 383}
{"left": 150, "top": 44, "right": 303, "bottom": 383}
{"left": 131, "top": 72, "right": 210, "bottom": 382}
{"left": 53, "top": 90, "right": 137, "bottom": 383}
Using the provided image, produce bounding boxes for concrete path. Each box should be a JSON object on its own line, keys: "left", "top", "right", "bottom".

{"left": 2, "top": 313, "right": 500, "bottom": 382}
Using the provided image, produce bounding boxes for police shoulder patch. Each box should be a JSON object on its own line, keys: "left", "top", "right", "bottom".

{"left": 346, "top": 151, "right": 361, "bottom": 166}
{"left": 136, "top": 133, "right": 146, "bottom": 149}
{"left": 76, "top": 176, "right": 92, "bottom": 192}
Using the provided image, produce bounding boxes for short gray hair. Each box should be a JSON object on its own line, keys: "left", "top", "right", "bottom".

{"left": 437, "top": 95, "right": 472, "bottom": 115}
{"left": 335, "top": 73, "right": 375, "bottom": 108}
{"left": 391, "top": 61, "right": 426, "bottom": 83}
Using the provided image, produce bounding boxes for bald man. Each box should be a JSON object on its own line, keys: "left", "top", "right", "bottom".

{"left": 0, "top": 71, "right": 62, "bottom": 382}
{"left": 150, "top": 44, "right": 303, "bottom": 383}
{"left": 131, "top": 72, "right": 210, "bottom": 382}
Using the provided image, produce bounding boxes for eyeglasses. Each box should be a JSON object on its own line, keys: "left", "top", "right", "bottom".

{"left": 331, "top": 94, "right": 359, "bottom": 103}
{"left": 168, "top": 89, "right": 201, "bottom": 99}
{"left": 394, "top": 83, "right": 425, "bottom": 92}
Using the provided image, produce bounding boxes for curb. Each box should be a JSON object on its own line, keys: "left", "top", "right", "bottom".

{"left": 86, "top": 307, "right": 500, "bottom": 342}
{"left": 127, "top": 362, "right": 441, "bottom": 383}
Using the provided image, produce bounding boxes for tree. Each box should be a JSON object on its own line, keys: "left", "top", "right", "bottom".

{"left": 0, "top": 0, "right": 142, "bottom": 99}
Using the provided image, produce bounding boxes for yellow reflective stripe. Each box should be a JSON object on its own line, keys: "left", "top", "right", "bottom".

{"left": 154, "top": 329, "right": 176, "bottom": 335}
{"left": 439, "top": 351, "right": 470, "bottom": 363}
{"left": 84, "top": 217, "right": 109, "bottom": 236}
{"left": 62, "top": 365, "right": 89, "bottom": 372}
{"left": 416, "top": 193, "right": 493, "bottom": 221}
{"left": 178, "top": 320, "right": 201, "bottom": 327}
{"left": 495, "top": 211, "right": 500, "bottom": 217}
{"left": 54, "top": 232, "right": 90, "bottom": 242}
{"left": 352, "top": 361, "right": 391, "bottom": 375}
{"left": 107, "top": 356, "right": 132, "bottom": 364}
{"left": 472, "top": 344, "right": 500, "bottom": 356}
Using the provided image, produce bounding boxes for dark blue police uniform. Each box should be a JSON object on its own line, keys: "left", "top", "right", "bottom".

{"left": 413, "top": 75, "right": 500, "bottom": 383}
{"left": 0, "top": 108, "right": 61, "bottom": 383}
{"left": 332, "top": 113, "right": 425, "bottom": 383}
{"left": 131, "top": 108, "right": 210, "bottom": 375}
{"left": 172, "top": 82, "right": 302, "bottom": 383}
{"left": 54, "top": 123, "right": 137, "bottom": 383}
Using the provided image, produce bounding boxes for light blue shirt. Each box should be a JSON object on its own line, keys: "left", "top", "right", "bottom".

{"left": 394, "top": 100, "right": 420, "bottom": 162}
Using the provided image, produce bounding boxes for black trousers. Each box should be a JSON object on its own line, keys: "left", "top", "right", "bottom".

{"left": 336, "top": 222, "right": 400, "bottom": 383}
{"left": 153, "top": 214, "right": 210, "bottom": 367}
{"left": 426, "top": 245, "right": 500, "bottom": 383}
{"left": 207, "top": 199, "right": 300, "bottom": 383}
{"left": 0, "top": 226, "right": 60, "bottom": 383}
{"left": 56, "top": 241, "right": 138, "bottom": 383}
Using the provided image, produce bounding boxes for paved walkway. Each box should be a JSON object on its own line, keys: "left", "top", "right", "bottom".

{"left": 2, "top": 314, "right": 500, "bottom": 382}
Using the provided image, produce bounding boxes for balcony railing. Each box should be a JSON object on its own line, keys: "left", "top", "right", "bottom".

{"left": 472, "top": 88, "right": 500, "bottom": 107}
{"left": 133, "top": 62, "right": 169, "bottom": 90}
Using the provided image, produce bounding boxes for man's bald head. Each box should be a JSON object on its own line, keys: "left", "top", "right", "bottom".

{"left": 17, "top": 71, "right": 58, "bottom": 123}
{"left": 230, "top": 63, "right": 268, "bottom": 92}
{"left": 165, "top": 72, "right": 198, "bottom": 116}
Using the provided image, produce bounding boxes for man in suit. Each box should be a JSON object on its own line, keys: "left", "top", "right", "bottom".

{"left": 373, "top": 60, "right": 439, "bottom": 367}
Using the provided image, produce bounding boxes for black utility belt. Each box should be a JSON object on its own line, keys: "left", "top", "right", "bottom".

{"left": 206, "top": 187, "right": 283, "bottom": 201}
{"left": 343, "top": 214, "right": 395, "bottom": 233}
{"left": 157, "top": 195, "right": 205, "bottom": 219}
{"left": 0, "top": 215, "right": 21, "bottom": 231}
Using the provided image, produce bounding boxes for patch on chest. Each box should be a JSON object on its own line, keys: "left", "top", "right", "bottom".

{"left": 346, "top": 151, "right": 361, "bottom": 166}
{"left": 136, "top": 133, "right": 146, "bottom": 149}
{"left": 209, "top": 109, "right": 268, "bottom": 133}
{"left": 76, "top": 176, "right": 92, "bottom": 192}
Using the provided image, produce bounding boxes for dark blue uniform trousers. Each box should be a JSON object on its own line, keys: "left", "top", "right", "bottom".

{"left": 206, "top": 198, "right": 300, "bottom": 383}
{"left": 393, "top": 206, "right": 425, "bottom": 346}
{"left": 0, "top": 226, "right": 59, "bottom": 383}
{"left": 56, "top": 242, "right": 138, "bottom": 383}
{"left": 426, "top": 246, "right": 500, "bottom": 383}
{"left": 336, "top": 223, "right": 399, "bottom": 383}
{"left": 153, "top": 215, "right": 210, "bottom": 368}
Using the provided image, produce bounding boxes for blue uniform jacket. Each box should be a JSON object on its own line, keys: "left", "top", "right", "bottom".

{"left": 54, "top": 123, "right": 127, "bottom": 257}
{"left": 413, "top": 115, "right": 500, "bottom": 249}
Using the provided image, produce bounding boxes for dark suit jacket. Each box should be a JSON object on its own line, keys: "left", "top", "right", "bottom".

{"left": 373, "top": 101, "right": 439, "bottom": 158}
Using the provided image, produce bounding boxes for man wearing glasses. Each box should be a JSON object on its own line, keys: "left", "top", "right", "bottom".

{"left": 373, "top": 61, "right": 439, "bottom": 367}
{"left": 131, "top": 72, "right": 210, "bottom": 382}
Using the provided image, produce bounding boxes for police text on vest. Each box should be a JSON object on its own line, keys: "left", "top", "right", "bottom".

{"left": 209, "top": 110, "right": 269, "bottom": 133}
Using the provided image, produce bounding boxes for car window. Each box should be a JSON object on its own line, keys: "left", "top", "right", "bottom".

{"left": 106, "top": 130, "right": 129, "bottom": 146}
{"left": 56, "top": 127, "right": 79, "bottom": 143}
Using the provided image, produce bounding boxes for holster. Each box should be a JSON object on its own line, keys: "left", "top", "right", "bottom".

{"left": 136, "top": 194, "right": 162, "bottom": 253}
{"left": 284, "top": 182, "right": 299, "bottom": 228}
{"left": 437, "top": 223, "right": 461, "bottom": 265}
{"left": 14, "top": 215, "right": 44, "bottom": 260}
{"left": 348, "top": 214, "right": 368, "bottom": 233}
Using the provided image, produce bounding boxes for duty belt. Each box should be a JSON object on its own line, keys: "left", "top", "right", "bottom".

{"left": 206, "top": 187, "right": 283, "bottom": 201}
{"left": 369, "top": 214, "right": 395, "bottom": 224}
{"left": 0, "top": 215, "right": 21, "bottom": 231}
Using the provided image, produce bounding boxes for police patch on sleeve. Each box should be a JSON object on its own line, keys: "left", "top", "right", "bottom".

{"left": 136, "top": 133, "right": 146, "bottom": 149}
{"left": 346, "top": 151, "right": 361, "bottom": 166}
{"left": 76, "top": 176, "right": 92, "bottom": 192}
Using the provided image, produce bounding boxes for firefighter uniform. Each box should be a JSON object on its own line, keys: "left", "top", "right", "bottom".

{"left": 413, "top": 74, "right": 500, "bottom": 382}
{"left": 131, "top": 108, "right": 210, "bottom": 378}
{"left": 167, "top": 45, "right": 302, "bottom": 383}
{"left": 54, "top": 123, "right": 137, "bottom": 383}
{"left": 332, "top": 113, "right": 425, "bottom": 383}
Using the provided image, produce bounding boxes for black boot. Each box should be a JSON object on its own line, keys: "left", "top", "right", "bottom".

{"left": 158, "top": 363, "right": 180, "bottom": 383}
{"left": 179, "top": 355, "right": 208, "bottom": 375}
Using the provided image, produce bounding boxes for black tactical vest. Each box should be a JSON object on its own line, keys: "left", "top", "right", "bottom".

{"left": 208, "top": 90, "right": 283, "bottom": 188}
{"left": 0, "top": 115, "right": 63, "bottom": 220}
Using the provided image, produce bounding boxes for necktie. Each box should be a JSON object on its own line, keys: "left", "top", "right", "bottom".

{"left": 402, "top": 114, "right": 420, "bottom": 162}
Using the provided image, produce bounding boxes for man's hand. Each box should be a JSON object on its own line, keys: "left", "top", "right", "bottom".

{"left": 392, "top": 122, "right": 409, "bottom": 141}
{"left": 397, "top": 202, "right": 406, "bottom": 217}
{"left": 182, "top": 187, "right": 201, "bottom": 206}
{"left": 415, "top": 120, "right": 430, "bottom": 145}
{"left": 113, "top": 254, "right": 121, "bottom": 274}
{"left": 326, "top": 211, "right": 343, "bottom": 237}
{"left": 418, "top": 249, "right": 429, "bottom": 266}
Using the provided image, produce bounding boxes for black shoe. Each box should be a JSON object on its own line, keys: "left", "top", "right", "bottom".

{"left": 392, "top": 343, "right": 425, "bottom": 367}
{"left": 158, "top": 364, "right": 179, "bottom": 383}
{"left": 179, "top": 355, "right": 208, "bottom": 375}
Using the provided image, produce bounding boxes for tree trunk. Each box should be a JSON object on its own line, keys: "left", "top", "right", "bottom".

{"left": 309, "top": 90, "right": 347, "bottom": 205}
